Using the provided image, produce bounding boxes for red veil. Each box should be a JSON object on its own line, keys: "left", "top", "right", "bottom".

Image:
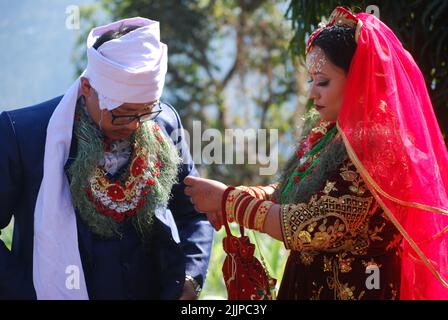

{"left": 329, "top": 9, "right": 448, "bottom": 299}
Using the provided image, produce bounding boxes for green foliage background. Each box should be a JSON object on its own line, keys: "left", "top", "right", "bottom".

{"left": 0, "top": 221, "right": 12, "bottom": 251}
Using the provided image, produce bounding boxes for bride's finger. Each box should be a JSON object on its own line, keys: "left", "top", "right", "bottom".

{"left": 184, "top": 185, "right": 193, "bottom": 197}
{"left": 211, "top": 220, "right": 221, "bottom": 231}
{"left": 213, "top": 220, "right": 223, "bottom": 231}
{"left": 183, "top": 175, "right": 199, "bottom": 186}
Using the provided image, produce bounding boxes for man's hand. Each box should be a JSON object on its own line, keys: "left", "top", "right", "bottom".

{"left": 184, "top": 176, "right": 227, "bottom": 230}
{"left": 179, "top": 279, "right": 199, "bottom": 300}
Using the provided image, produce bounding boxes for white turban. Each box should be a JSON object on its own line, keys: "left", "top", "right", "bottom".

{"left": 85, "top": 17, "right": 167, "bottom": 109}
{"left": 33, "top": 17, "right": 168, "bottom": 300}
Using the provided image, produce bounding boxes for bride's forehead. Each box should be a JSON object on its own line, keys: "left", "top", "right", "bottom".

{"left": 306, "top": 46, "right": 328, "bottom": 74}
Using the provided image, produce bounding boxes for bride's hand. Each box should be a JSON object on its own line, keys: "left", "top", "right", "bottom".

{"left": 184, "top": 176, "right": 227, "bottom": 230}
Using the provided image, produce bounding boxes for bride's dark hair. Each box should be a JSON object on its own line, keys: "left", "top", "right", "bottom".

{"left": 312, "top": 25, "right": 357, "bottom": 74}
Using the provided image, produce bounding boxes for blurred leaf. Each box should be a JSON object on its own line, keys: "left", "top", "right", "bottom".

{"left": 0, "top": 221, "right": 13, "bottom": 251}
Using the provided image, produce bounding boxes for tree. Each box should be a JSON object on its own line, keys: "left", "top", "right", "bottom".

{"left": 287, "top": 0, "right": 448, "bottom": 143}
{"left": 74, "top": 0, "right": 305, "bottom": 185}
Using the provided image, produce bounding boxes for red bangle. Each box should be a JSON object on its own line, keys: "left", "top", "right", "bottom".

{"left": 250, "top": 187, "right": 261, "bottom": 199}
{"left": 232, "top": 192, "right": 251, "bottom": 222}
{"left": 247, "top": 199, "right": 263, "bottom": 229}
{"left": 236, "top": 196, "right": 253, "bottom": 226}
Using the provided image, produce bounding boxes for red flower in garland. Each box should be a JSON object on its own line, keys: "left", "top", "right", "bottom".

{"left": 296, "top": 147, "right": 304, "bottom": 158}
{"left": 107, "top": 184, "right": 126, "bottom": 201}
{"left": 131, "top": 155, "right": 148, "bottom": 176}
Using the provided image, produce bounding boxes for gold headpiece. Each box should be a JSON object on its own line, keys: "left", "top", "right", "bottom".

{"left": 306, "top": 7, "right": 363, "bottom": 54}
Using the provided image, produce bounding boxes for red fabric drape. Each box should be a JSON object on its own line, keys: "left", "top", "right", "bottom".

{"left": 338, "top": 12, "right": 448, "bottom": 299}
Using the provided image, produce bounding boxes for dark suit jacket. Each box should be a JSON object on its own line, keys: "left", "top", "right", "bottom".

{"left": 0, "top": 96, "right": 213, "bottom": 299}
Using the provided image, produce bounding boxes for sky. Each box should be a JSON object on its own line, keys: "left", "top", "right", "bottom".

{"left": 0, "top": 0, "right": 93, "bottom": 111}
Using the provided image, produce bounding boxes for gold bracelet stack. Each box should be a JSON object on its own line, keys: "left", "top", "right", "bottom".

{"left": 222, "top": 186, "right": 274, "bottom": 232}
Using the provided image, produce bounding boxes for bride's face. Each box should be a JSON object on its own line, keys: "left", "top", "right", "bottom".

{"left": 306, "top": 46, "right": 347, "bottom": 122}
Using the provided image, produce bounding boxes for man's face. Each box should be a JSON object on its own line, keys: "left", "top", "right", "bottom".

{"left": 80, "top": 78, "right": 160, "bottom": 140}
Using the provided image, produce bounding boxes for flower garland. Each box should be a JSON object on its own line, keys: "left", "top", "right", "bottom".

{"left": 85, "top": 140, "right": 160, "bottom": 223}
{"left": 68, "top": 102, "right": 180, "bottom": 239}
{"left": 280, "top": 121, "right": 337, "bottom": 203}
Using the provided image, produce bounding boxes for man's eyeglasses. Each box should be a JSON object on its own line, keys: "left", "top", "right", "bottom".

{"left": 110, "top": 101, "right": 162, "bottom": 125}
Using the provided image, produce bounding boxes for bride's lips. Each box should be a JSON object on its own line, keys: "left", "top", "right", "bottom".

{"left": 315, "top": 104, "right": 325, "bottom": 111}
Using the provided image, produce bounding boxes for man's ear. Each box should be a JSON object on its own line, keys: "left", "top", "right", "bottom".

{"left": 80, "top": 77, "right": 94, "bottom": 97}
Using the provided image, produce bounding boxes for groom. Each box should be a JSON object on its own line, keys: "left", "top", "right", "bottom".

{"left": 0, "top": 17, "right": 213, "bottom": 300}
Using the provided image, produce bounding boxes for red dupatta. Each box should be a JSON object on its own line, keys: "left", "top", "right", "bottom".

{"left": 331, "top": 9, "right": 448, "bottom": 299}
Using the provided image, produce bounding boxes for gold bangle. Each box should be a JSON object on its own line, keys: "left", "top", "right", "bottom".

{"left": 280, "top": 204, "right": 293, "bottom": 249}
{"left": 254, "top": 201, "right": 274, "bottom": 232}
{"left": 226, "top": 189, "right": 242, "bottom": 222}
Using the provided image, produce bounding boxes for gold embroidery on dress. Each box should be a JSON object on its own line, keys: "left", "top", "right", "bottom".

{"left": 362, "top": 258, "right": 382, "bottom": 269}
{"left": 310, "top": 282, "right": 324, "bottom": 300}
{"left": 340, "top": 162, "right": 367, "bottom": 195}
{"left": 386, "top": 233, "right": 403, "bottom": 252}
{"left": 323, "top": 255, "right": 332, "bottom": 272}
{"left": 370, "top": 222, "right": 386, "bottom": 242}
{"left": 389, "top": 283, "right": 398, "bottom": 300}
{"left": 282, "top": 194, "right": 374, "bottom": 252}
{"left": 299, "top": 250, "right": 318, "bottom": 266}
{"left": 327, "top": 259, "right": 365, "bottom": 300}
{"left": 338, "top": 253, "right": 355, "bottom": 273}
{"left": 279, "top": 152, "right": 403, "bottom": 299}
{"left": 323, "top": 180, "right": 338, "bottom": 195}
